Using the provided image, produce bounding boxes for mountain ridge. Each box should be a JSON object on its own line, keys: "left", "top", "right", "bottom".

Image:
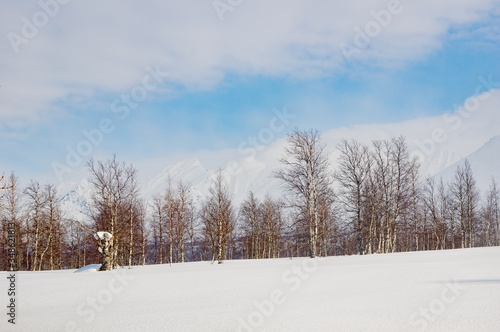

{"left": 59, "top": 134, "right": 500, "bottom": 221}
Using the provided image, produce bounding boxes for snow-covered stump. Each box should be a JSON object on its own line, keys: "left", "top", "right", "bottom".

{"left": 95, "top": 232, "right": 113, "bottom": 271}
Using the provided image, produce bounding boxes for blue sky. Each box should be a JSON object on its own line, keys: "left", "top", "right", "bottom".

{"left": 1, "top": 0, "right": 499, "bottom": 184}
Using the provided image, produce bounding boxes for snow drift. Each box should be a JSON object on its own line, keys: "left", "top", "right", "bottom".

{"left": 1, "top": 247, "right": 499, "bottom": 331}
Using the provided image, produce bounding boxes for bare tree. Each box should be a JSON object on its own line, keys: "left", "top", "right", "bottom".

{"left": 164, "top": 177, "right": 176, "bottom": 266}
{"left": 335, "top": 137, "right": 418, "bottom": 255}
{"left": 483, "top": 178, "right": 499, "bottom": 246}
{"left": 87, "top": 156, "right": 136, "bottom": 270}
{"left": 200, "top": 170, "right": 235, "bottom": 264}
{"left": 136, "top": 199, "right": 149, "bottom": 266}
{"left": 316, "top": 193, "right": 336, "bottom": 257}
{"left": 260, "top": 195, "right": 284, "bottom": 259}
{"left": 335, "top": 139, "right": 370, "bottom": 255}
{"left": 240, "top": 192, "right": 262, "bottom": 259}
{"left": 24, "top": 181, "right": 47, "bottom": 271}
{"left": 39, "top": 184, "right": 62, "bottom": 270}
{"left": 66, "top": 218, "right": 88, "bottom": 269}
{"left": 240, "top": 193, "right": 284, "bottom": 259}
{"left": 361, "top": 154, "right": 380, "bottom": 254}
{"left": 175, "top": 181, "right": 193, "bottom": 263}
{"left": 276, "top": 128, "right": 332, "bottom": 258}
{"left": 423, "top": 178, "right": 450, "bottom": 250}
{"left": 450, "top": 160, "right": 480, "bottom": 248}
{"left": 371, "top": 137, "right": 417, "bottom": 253}
{"left": 186, "top": 199, "right": 198, "bottom": 262}
{"left": 127, "top": 167, "right": 139, "bottom": 269}
{"left": 408, "top": 163, "right": 423, "bottom": 251}
{"left": 0, "top": 172, "right": 22, "bottom": 271}
{"left": 151, "top": 194, "right": 165, "bottom": 264}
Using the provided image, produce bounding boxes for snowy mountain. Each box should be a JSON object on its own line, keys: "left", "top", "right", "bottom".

{"left": 57, "top": 90, "right": 500, "bottom": 219}
{"left": 58, "top": 134, "right": 500, "bottom": 221}
{"left": 57, "top": 155, "right": 285, "bottom": 220}
{"left": 59, "top": 179, "right": 94, "bottom": 222}
{"left": 433, "top": 135, "right": 500, "bottom": 193}
{"left": 143, "top": 158, "right": 210, "bottom": 205}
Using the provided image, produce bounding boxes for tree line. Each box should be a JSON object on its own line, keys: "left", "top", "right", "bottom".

{"left": 1, "top": 129, "right": 499, "bottom": 271}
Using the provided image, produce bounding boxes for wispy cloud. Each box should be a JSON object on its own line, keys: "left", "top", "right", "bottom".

{"left": 1, "top": 0, "right": 498, "bottom": 122}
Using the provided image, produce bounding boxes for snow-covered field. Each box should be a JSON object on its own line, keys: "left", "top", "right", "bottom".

{"left": 1, "top": 247, "right": 499, "bottom": 332}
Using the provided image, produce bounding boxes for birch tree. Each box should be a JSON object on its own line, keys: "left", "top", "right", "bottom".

{"left": 0, "top": 173, "right": 22, "bottom": 271}
{"left": 136, "top": 199, "right": 149, "bottom": 266}
{"left": 335, "top": 139, "right": 370, "bottom": 255}
{"left": 201, "top": 170, "right": 235, "bottom": 263}
{"left": 127, "top": 167, "right": 139, "bottom": 269}
{"left": 175, "top": 181, "right": 193, "bottom": 263}
{"left": 371, "top": 137, "right": 417, "bottom": 253}
{"left": 151, "top": 194, "right": 165, "bottom": 264}
{"left": 87, "top": 156, "right": 136, "bottom": 269}
{"left": 423, "top": 178, "right": 449, "bottom": 250}
{"left": 275, "top": 128, "right": 332, "bottom": 258}
{"left": 240, "top": 192, "right": 262, "bottom": 259}
{"left": 483, "top": 178, "right": 499, "bottom": 246}
{"left": 24, "top": 181, "right": 47, "bottom": 271}
{"left": 450, "top": 160, "right": 480, "bottom": 248}
{"left": 261, "top": 195, "right": 283, "bottom": 259}
{"left": 40, "top": 184, "right": 62, "bottom": 270}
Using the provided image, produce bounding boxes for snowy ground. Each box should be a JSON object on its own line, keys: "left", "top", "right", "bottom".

{"left": 1, "top": 247, "right": 499, "bottom": 332}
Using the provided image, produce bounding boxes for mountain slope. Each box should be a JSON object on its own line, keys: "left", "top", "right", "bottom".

{"left": 433, "top": 135, "right": 500, "bottom": 192}
{"left": 58, "top": 134, "right": 500, "bottom": 220}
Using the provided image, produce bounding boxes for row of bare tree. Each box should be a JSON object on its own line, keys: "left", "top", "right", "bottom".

{"left": 239, "top": 193, "right": 283, "bottom": 259}
{"left": 1, "top": 129, "right": 499, "bottom": 271}
{"left": 334, "top": 137, "right": 499, "bottom": 255}
{"left": 0, "top": 173, "right": 65, "bottom": 271}
{"left": 150, "top": 178, "right": 196, "bottom": 265}
{"left": 279, "top": 129, "right": 499, "bottom": 257}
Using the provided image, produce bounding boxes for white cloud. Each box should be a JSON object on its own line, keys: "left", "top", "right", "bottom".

{"left": 1, "top": 0, "right": 498, "bottom": 126}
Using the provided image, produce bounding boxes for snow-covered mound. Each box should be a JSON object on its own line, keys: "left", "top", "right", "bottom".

{"left": 74, "top": 264, "right": 101, "bottom": 273}
{"left": 2, "top": 247, "right": 499, "bottom": 331}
